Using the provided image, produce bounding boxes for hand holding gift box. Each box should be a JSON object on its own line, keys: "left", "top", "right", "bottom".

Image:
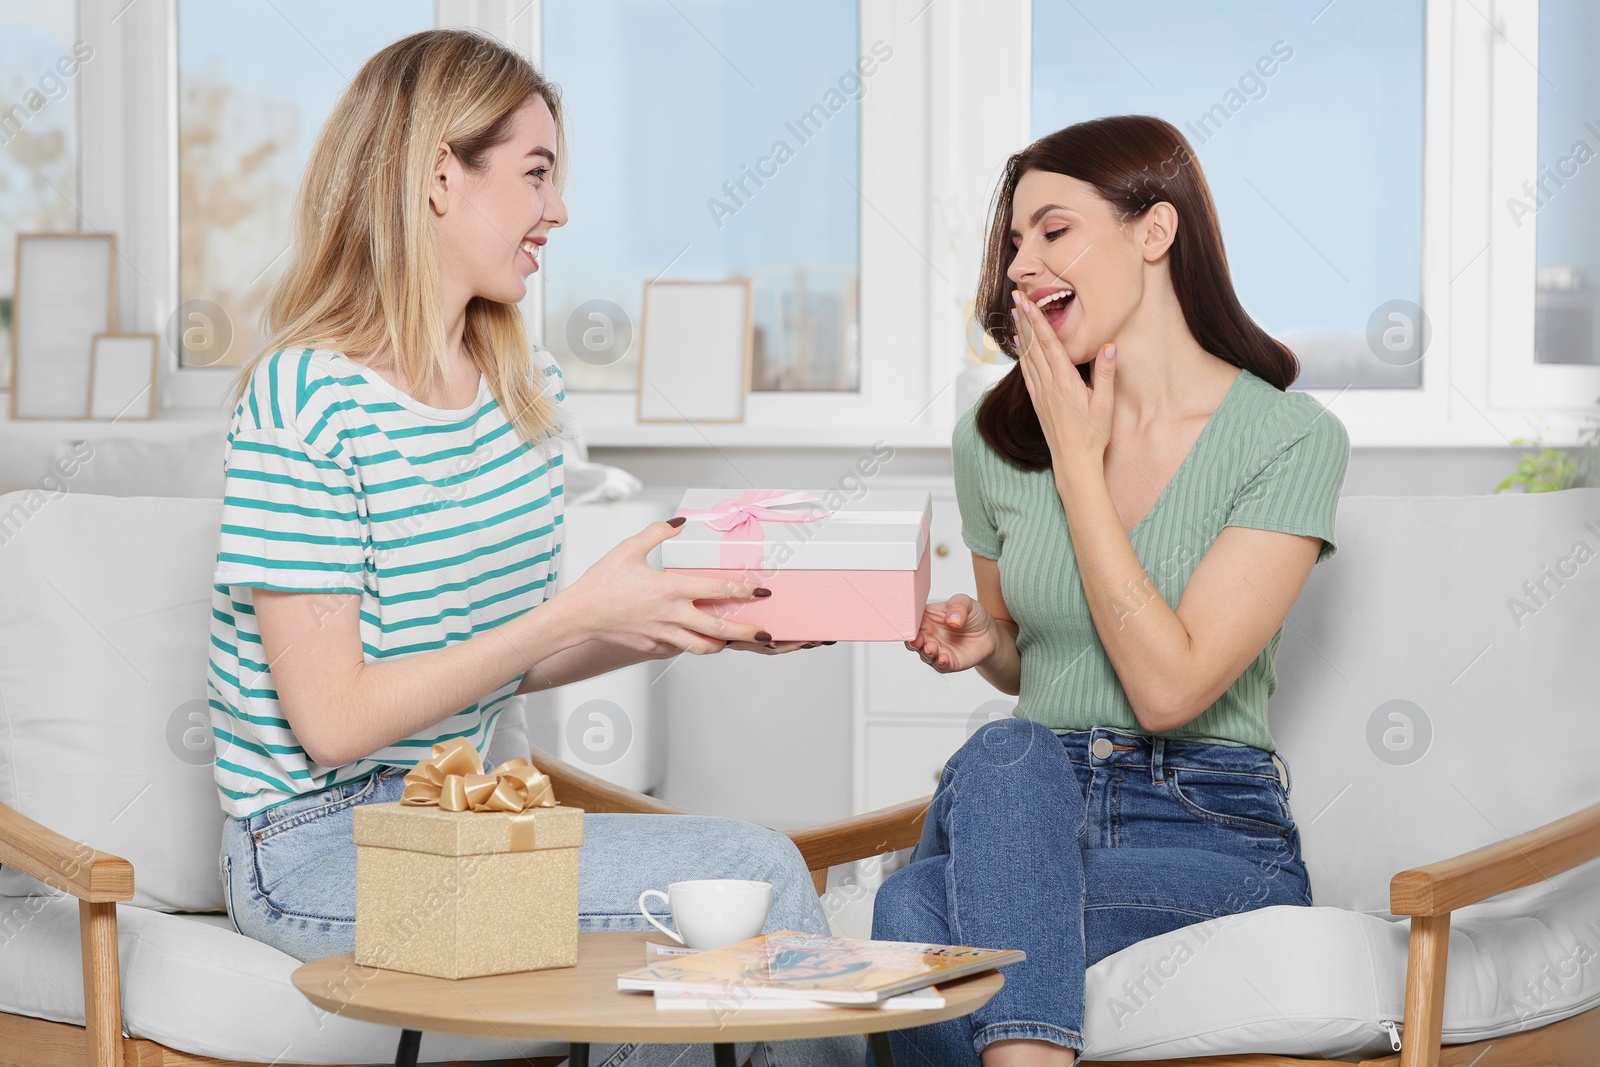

{"left": 353, "top": 737, "right": 584, "bottom": 979}
{"left": 662, "top": 489, "right": 932, "bottom": 642}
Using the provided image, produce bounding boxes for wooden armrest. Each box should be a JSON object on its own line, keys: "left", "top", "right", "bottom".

{"left": 528, "top": 746, "right": 682, "bottom": 816}
{"left": 0, "top": 803, "right": 129, "bottom": 1065}
{"left": 1390, "top": 800, "right": 1600, "bottom": 917}
{"left": 1385, "top": 802, "right": 1600, "bottom": 1065}
{"left": 0, "top": 802, "right": 133, "bottom": 903}
{"left": 785, "top": 794, "right": 931, "bottom": 873}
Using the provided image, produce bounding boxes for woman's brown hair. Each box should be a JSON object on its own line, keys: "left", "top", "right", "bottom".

{"left": 973, "top": 114, "right": 1299, "bottom": 470}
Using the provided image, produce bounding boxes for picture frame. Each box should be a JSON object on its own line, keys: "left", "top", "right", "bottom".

{"left": 635, "top": 279, "right": 753, "bottom": 424}
{"left": 10, "top": 232, "right": 117, "bottom": 420}
{"left": 88, "top": 332, "right": 159, "bottom": 420}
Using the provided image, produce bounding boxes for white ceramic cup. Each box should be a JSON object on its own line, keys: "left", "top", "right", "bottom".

{"left": 637, "top": 879, "right": 773, "bottom": 950}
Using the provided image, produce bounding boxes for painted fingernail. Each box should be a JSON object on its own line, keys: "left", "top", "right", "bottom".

{"left": 822, "top": 640, "right": 836, "bottom": 645}
{"left": 802, "top": 643, "right": 817, "bottom": 649}
{"left": 755, "top": 631, "right": 772, "bottom": 642}
{"left": 753, "top": 587, "right": 772, "bottom": 597}
{"left": 1011, "top": 290, "right": 1022, "bottom": 305}
{"left": 666, "top": 516, "right": 687, "bottom": 527}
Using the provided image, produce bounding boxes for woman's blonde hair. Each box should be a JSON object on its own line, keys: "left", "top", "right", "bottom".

{"left": 232, "top": 28, "right": 567, "bottom": 444}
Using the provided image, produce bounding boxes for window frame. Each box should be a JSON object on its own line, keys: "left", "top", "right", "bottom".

{"left": 1485, "top": 0, "right": 1600, "bottom": 415}
{"left": 531, "top": 0, "right": 944, "bottom": 440}
{"left": 0, "top": 0, "right": 85, "bottom": 393}
{"left": 69, "top": 0, "right": 1600, "bottom": 448}
{"left": 81, "top": 0, "right": 949, "bottom": 438}
{"left": 1278, "top": 0, "right": 1452, "bottom": 446}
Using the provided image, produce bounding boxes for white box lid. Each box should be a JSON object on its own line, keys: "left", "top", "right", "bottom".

{"left": 661, "top": 489, "right": 931, "bottom": 571}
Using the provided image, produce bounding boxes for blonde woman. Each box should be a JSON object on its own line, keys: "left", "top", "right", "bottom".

{"left": 210, "top": 29, "right": 858, "bottom": 1067}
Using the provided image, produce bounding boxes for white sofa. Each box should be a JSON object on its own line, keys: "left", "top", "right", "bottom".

{"left": 0, "top": 488, "right": 1597, "bottom": 1065}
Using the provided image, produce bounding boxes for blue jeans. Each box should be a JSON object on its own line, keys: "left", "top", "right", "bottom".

{"left": 869, "top": 718, "right": 1312, "bottom": 1064}
{"left": 220, "top": 765, "right": 864, "bottom": 1067}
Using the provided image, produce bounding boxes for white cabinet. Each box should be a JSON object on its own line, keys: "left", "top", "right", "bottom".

{"left": 851, "top": 487, "right": 1016, "bottom": 814}
{"left": 859, "top": 720, "right": 971, "bottom": 811}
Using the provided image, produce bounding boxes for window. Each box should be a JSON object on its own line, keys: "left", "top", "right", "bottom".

{"left": 1487, "top": 0, "right": 1600, "bottom": 415}
{"left": 1533, "top": 0, "right": 1599, "bottom": 367}
{"left": 1030, "top": 1, "right": 1426, "bottom": 391}
{"left": 175, "top": 0, "right": 434, "bottom": 367}
{"left": 0, "top": 1, "right": 82, "bottom": 390}
{"left": 541, "top": 0, "right": 862, "bottom": 393}
{"left": 109, "top": 0, "right": 1582, "bottom": 445}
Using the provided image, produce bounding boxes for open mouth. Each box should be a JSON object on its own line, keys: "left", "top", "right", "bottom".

{"left": 1034, "top": 287, "right": 1075, "bottom": 332}
{"left": 519, "top": 238, "right": 540, "bottom": 268}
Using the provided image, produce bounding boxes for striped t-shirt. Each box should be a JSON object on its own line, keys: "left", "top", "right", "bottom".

{"left": 206, "top": 346, "right": 568, "bottom": 819}
{"left": 954, "top": 366, "right": 1350, "bottom": 752}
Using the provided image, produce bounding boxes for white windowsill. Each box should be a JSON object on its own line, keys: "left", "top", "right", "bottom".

{"left": 0, "top": 386, "right": 1592, "bottom": 452}
{"left": 0, "top": 389, "right": 954, "bottom": 448}
{"left": 571, "top": 421, "right": 956, "bottom": 450}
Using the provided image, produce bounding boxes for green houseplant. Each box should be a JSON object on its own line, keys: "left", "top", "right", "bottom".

{"left": 1494, "top": 395, "right": 1600, "bottom": 493}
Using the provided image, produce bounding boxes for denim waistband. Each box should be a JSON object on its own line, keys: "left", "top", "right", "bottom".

{"left": 247, "top": 764, "right": 408, "bottom": 832}
{"left": 1056, "top": 726, "right": 1290, "bottom": 791}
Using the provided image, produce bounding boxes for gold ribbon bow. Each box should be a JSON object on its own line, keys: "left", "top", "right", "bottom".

{"left": 400, "top": 737, "right": 559, "bottom": 851}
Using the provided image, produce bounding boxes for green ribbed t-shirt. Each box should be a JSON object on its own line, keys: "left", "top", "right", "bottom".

{"left": 953, "top": 366, "right": 1350, "bottom": 752}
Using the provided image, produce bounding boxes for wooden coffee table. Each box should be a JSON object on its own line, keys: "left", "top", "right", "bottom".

{"left": 292, "top": 930, "right": 1004, "bottom": 1067}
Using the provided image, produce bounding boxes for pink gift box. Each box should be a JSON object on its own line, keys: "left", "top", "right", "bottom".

{"left": 662, "top": 489, "right": 932, "bottom": 642}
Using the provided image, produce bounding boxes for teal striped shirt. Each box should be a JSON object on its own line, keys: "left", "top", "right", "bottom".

{"left": 207, "top": 346, "right": 567, "bottom": 818}
{"left": 953, "top": 366, "right": 1350, "bottom": 752}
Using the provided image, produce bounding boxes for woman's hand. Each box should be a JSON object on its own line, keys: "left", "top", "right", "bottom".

{"left": 558, "top": 519, "right": 774, "bottom": 656}
{"left": 905, "top": 593, "right": 998, "bottom": 673}
{"left": 724, "top": 638, "right": 835, "bottom": 655}
{"left": 1012, "top": 289, "right": 1117, "bottom": 475}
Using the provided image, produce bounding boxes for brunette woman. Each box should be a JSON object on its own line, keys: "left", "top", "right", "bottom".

{"left": 875, "top": 115, "right": 1349, "bottom": 1066}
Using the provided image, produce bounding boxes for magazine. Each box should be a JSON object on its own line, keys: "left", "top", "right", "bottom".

{"left": 616, "top": 929, "right": 1025, "bottom": 1006}
{"left": 653, "top": 984, "right": 945, "bottom": 1012}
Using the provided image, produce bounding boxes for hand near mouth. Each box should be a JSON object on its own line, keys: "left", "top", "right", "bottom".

{"left": 1011, "top": 288, "right": 1117, "bottom": 478}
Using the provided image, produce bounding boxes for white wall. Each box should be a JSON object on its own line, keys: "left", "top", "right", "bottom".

{"left": 1343, "top": 447, "right": 1527, "bottom": 496}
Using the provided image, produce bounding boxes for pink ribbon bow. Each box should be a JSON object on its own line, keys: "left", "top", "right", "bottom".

{"left": 674, "top": 490, "right": 832, "bottom": 569}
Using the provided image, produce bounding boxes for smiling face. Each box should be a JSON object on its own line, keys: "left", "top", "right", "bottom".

{"left": 430, "top": 95, "right": 568, "bottom": 307}
{"left": 1006, "top": 169, "right": 1151, "bottom": 366}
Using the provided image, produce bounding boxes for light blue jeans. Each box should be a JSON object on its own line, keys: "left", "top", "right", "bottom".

{"left": 869, "top": 718, "right": 1313, "bottom": 1064}
{"left": 220, "top": 765, "right": 864, "bottom": 1067}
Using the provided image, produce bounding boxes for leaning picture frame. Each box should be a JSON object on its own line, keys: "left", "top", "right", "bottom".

{"left": 10, "top": 232, "right": 117, "bottom": 420}
{"left": 88, "top": 333, "right": 159, "bottom": 420}
{"left": 635, "top": 279, "right": 753, "bottom": 424}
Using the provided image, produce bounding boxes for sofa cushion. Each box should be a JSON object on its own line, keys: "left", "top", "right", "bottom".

{"left": 0, "top": 429, "right": 228, "bottom": 500}
{"left": 0, "top": 493, "right": 228, "bottom": 911}
{"left": 1074, "top": 854, "right": 1600, "bottom": 1060}
{"left": 0, "top": 489, "right": 540, "bottom": 913}
{"left": 0, "top": 431, "right": 80, "bottom": 497}
{"left": 1268, "top": 490, "right": 1600, "bottom": 915}
{"left": 60, "top": 433, "right": 227, "bottom": 498}
{"left": 818, "top": 852, "right": 1600, "bottom": 1060}
{"left": 0, "top": 896, "right": 568, "bottom": 1063}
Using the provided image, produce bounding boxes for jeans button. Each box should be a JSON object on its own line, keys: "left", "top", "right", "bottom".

{"left": 1091, "top": 738, "right": 1114, "bottom": 759}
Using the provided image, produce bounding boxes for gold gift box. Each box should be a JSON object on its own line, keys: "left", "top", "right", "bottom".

{"left": 352, "top": 800, "right": 585, "bottom": 979}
